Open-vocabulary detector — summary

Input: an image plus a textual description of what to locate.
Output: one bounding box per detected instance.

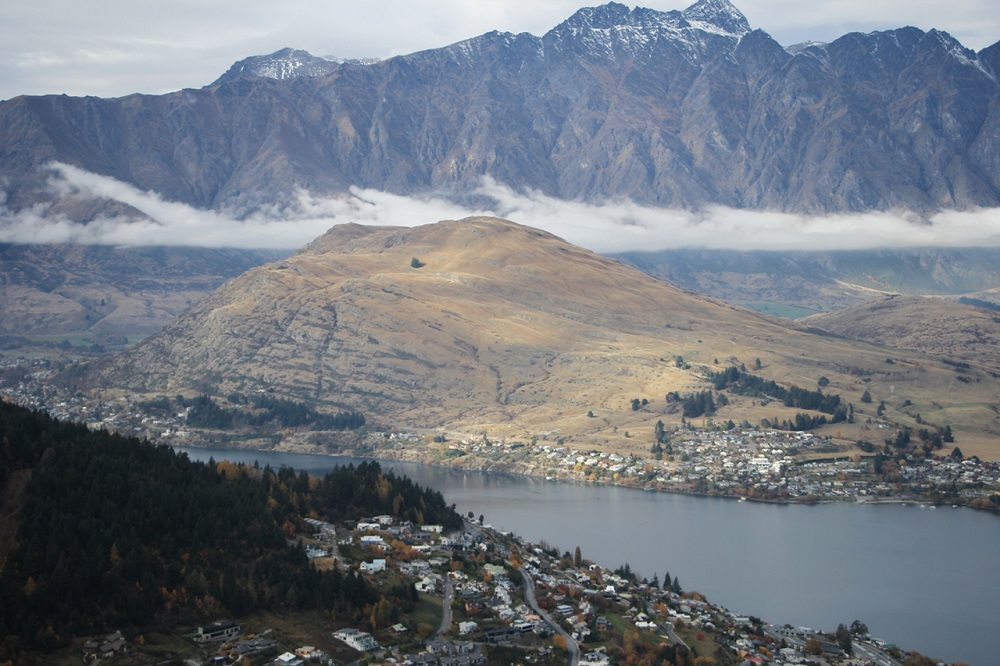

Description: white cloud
[2,163,1000,253]
[476,180,1000,252]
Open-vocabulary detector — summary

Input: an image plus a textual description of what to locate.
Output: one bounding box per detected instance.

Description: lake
[176,446,998,665]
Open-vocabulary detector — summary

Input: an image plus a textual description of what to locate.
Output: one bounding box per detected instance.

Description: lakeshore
[181,425,1000,512]
[174,444,1000,665]
[4,353,999,511]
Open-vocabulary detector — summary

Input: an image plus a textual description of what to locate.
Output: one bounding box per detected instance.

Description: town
[402,428,1000,510]
[75,507,916,666]
[2,353,999,512]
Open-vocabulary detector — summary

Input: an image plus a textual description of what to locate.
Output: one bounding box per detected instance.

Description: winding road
[521,569,579,666]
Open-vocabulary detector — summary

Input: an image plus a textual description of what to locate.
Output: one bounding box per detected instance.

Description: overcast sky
[2,0,999,101]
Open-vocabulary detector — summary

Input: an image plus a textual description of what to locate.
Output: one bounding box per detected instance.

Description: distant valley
[612,247,1000,315]
[0,244,285,340]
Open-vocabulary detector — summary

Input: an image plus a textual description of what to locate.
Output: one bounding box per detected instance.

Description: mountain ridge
[2,1,999,221]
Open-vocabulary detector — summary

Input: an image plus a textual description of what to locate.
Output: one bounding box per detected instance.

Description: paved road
[434,575,454,638]
[521,569,579,666]
[853,641,902,666]
[661,620,688,648]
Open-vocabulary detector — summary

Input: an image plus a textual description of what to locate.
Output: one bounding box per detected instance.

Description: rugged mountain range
[2,0,1000,220]
[86,218,1000,452]
[612,247,1000,314]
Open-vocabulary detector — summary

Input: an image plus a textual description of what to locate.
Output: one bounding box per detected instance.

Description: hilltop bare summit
[87,218,1000,451]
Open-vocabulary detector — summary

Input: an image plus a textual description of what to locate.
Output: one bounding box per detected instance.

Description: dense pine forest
[0,400,460,658]
[708,367,843,413]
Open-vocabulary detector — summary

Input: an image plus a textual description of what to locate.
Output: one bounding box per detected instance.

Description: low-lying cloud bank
[2,162,1000,254]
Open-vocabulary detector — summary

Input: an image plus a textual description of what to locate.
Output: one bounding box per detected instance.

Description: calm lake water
[176,446,999,665]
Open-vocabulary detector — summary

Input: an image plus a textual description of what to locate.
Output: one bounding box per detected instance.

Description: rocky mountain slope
[2,0,999,219]
[87,218,1000,451]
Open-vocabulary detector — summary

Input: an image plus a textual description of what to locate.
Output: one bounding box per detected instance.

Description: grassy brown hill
[88,218,1000,457]
[804,295,1000,376]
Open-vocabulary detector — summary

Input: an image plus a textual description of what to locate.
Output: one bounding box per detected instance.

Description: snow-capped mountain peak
[211,48,345,85]
[681,0,751,37]
[544,1,751,62]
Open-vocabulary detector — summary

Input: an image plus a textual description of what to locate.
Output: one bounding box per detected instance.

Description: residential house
[427,641,478,656]
[360,559,387,574]
[360,534,386,549]
[233,637,278,658]
[581,649,612,665]
[294,646,326,661]
[404,652,439,666]
[195,620,240,643]
[483,627,519,644]
[82,631,127,662]
[333,628,380,652]
[415,576,438,593]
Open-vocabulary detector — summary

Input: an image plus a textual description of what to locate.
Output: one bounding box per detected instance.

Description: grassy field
[411,592,444,633]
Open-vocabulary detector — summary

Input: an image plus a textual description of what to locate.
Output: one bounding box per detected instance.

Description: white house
[360,535,386,548]
[333,628,380,652]
[415,576,437,593]
[458,621,478,635]
[360,559,387,574]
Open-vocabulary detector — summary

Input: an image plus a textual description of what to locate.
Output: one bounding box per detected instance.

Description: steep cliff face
[2,0,999,220]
